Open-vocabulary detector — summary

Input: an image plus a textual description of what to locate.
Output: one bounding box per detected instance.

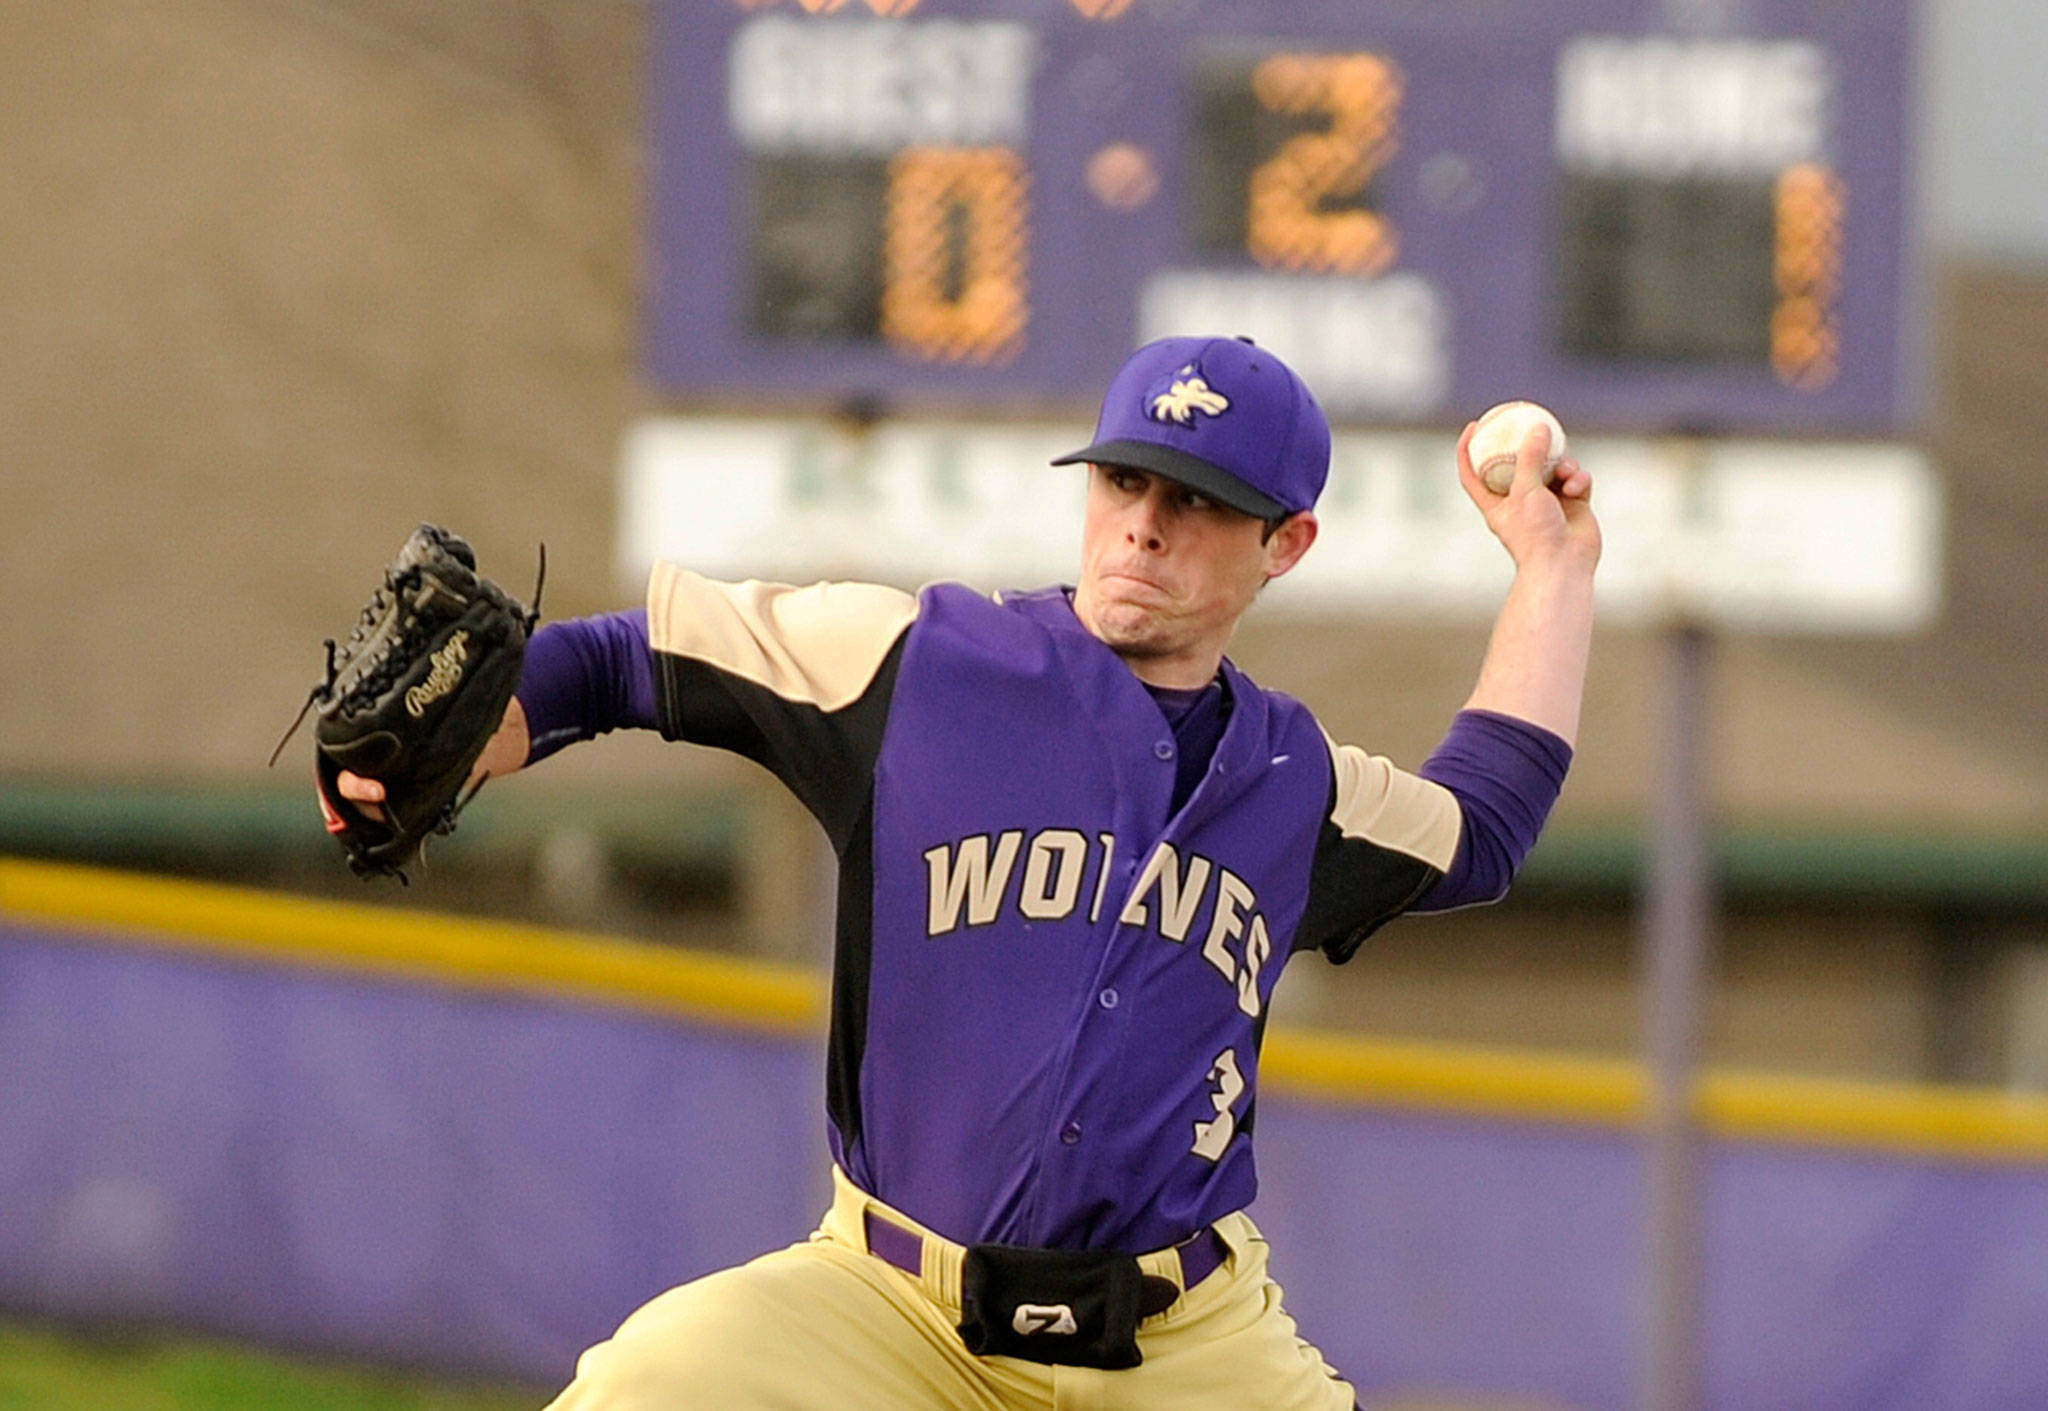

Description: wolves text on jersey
[921,831,1273,1018]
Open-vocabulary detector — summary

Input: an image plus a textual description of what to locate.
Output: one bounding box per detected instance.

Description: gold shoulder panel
[1321,731,1462,872]
[646,565,919,712]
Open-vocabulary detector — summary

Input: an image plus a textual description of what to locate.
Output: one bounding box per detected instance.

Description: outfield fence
[3,858,2045,1408]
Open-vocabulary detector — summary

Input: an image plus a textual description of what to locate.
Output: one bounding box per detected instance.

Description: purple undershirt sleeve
[516,609,660,766]
[1411,709,1573,912]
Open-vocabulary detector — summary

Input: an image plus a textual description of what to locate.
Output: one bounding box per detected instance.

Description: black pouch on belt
[956,1244,1152,1369]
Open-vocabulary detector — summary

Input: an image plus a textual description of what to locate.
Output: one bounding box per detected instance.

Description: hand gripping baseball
[1455,415,1601,577]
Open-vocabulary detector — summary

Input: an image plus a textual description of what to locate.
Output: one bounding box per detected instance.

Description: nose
[1126,492,1167,553]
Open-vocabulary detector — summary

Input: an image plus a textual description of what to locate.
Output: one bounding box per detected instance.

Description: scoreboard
[646,0,1914,434]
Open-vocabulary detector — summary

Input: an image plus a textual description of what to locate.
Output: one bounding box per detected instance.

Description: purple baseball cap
[1052,335,1331,519]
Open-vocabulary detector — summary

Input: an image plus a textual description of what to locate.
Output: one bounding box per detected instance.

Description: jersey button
[1098,987,1120,1010]
[1060,1122,1083,1146]
[1154,740,1175,761]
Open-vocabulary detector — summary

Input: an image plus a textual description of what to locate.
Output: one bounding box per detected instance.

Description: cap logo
[1147,365,1230,426]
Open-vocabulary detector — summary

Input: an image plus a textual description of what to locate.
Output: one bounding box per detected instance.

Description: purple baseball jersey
[641,566,1479,1255]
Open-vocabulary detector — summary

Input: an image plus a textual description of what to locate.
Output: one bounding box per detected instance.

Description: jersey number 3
[1191,1048,1247,1162]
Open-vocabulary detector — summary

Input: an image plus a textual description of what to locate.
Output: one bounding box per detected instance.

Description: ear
[1261,511,1318,580]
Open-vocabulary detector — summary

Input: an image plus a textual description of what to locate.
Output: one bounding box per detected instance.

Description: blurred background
[2,1,2044,1408]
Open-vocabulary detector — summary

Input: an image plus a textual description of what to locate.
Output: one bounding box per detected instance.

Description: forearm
[1462,559,1596,747]
[1413,710,1572,911]
[515,609,660,766]
[472,696,531,781]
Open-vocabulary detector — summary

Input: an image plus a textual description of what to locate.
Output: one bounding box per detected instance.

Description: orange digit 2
[1247,52,1402,277]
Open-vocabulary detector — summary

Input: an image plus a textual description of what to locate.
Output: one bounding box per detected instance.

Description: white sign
[728,16,1034,156]
[1554,37,1832,177]
[1137,271,1450,417]
[618,417,1941,634]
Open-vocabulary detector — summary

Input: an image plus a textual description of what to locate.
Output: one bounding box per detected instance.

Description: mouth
[1099,568,1172,596]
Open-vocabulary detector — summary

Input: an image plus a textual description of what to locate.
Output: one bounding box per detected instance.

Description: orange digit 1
[882,147,1029,364]
[1246,52,1402,277]
[1772,163,1844,391]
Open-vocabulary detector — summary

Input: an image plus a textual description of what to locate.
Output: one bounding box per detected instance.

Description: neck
[1115,646,1224,690]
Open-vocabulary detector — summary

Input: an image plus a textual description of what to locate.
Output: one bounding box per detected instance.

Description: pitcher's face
[1072,465,1315,681]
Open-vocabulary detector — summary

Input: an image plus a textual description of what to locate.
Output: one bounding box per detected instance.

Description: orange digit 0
[882,147,1029,364]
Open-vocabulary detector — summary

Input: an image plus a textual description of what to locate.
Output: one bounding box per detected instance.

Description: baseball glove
[272,524,541,880]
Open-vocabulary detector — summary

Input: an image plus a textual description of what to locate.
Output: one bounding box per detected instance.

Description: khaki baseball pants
[546,1167,1355,1410]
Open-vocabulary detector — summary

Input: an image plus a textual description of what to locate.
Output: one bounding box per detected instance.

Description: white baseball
[1469,401,1566,495]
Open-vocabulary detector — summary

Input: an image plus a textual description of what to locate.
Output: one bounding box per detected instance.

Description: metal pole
[1643,621,1713,1411]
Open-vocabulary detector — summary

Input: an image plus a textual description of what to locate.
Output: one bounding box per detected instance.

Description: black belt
[863,1210,1230,1318]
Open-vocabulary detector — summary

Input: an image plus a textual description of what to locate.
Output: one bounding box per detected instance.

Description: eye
[1178,489,1213,512]
[1106,468,1145,494]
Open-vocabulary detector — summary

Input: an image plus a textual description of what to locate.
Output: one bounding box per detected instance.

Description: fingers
[338,771,385,804]
[1510,422,1554,496]
[1457,419,1591,515]
[1554,459,1593,501]
[334,771,388,825]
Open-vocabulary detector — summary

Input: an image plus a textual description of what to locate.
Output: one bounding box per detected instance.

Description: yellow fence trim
[0,856,821,1033]
[1262,1028,1645,1127]
[1696,1070,2048,1161]
[1262,1027,2048,1161]
[6,856,2048,1162]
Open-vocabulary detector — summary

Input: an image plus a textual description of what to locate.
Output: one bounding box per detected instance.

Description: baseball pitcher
[317,335,1600,1408]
